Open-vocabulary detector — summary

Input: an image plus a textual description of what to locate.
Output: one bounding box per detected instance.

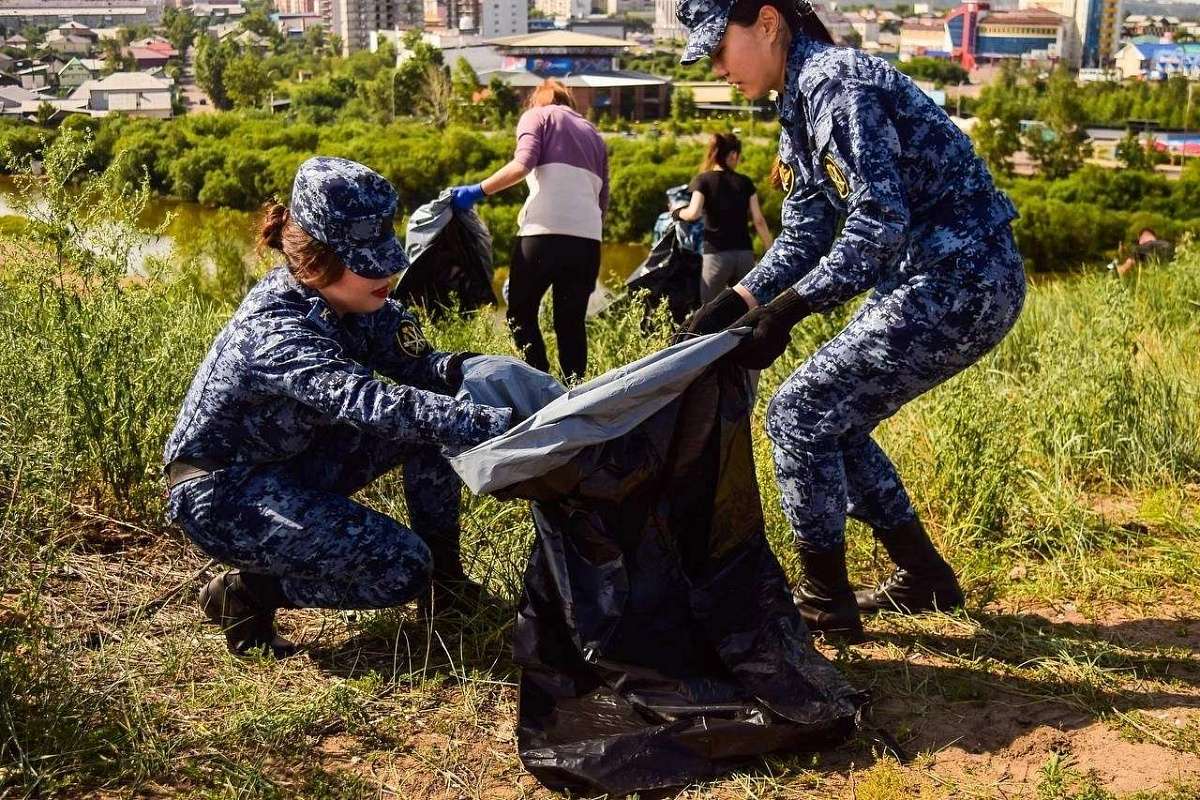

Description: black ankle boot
[855,519,965,615]
[199,570,296,657]
[793,545,866,643]
[419,533,488,618]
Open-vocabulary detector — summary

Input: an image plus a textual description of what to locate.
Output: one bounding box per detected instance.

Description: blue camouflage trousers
[766,226,1026,553]
[167,430,461,608]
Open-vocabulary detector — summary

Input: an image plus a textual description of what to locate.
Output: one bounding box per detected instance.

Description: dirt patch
[29,539,1200,799]
[927,719,1200,796]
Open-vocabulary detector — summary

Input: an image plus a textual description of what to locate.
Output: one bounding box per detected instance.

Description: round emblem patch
[396,319,430,357]
[778,162,796,197]
[823,155,850,200]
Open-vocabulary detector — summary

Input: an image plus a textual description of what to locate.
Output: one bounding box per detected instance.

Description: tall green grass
[1,133,1198,796]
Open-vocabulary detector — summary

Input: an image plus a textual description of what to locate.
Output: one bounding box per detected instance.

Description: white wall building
[1019,0,1123,67]
[534,0,590,19]
[653,0,685,40]
[478,0,525,37]
[606,0,650,13]
[331,0,422,53]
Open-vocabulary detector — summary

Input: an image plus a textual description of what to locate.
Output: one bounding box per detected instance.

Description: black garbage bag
[394,193,496,315]
[624,219,702,325]
[492,359,864,796]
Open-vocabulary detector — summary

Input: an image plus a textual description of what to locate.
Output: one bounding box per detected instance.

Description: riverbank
[2,138,1198,797]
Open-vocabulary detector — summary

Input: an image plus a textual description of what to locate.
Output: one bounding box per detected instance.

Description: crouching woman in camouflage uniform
[164,157,512,657]
[675,0,1026,641]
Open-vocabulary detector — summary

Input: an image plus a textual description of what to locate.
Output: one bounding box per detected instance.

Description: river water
[0,177,651,293]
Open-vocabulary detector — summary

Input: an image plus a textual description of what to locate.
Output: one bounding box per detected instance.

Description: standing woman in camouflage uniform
[676,0,1025,641]
[164,158,512,657]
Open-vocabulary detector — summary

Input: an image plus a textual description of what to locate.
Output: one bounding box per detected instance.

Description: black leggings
[506,234,601,383]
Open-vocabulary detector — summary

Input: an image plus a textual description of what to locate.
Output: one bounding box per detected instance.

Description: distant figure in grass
[445,78,609,383]
[673,131,775,303]
[674,0,1026,641]
[163,157,513,657]
[1111,227,1175,277]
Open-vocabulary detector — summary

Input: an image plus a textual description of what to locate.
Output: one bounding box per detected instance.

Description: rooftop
[72,71,170,95]
[486,30,630,50]
[125,46,170,60]
[983,8,1065,25]
[480,68,665,88]
[0,7,150,18]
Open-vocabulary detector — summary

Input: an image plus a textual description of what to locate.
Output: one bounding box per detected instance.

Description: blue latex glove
[449,183,486,211]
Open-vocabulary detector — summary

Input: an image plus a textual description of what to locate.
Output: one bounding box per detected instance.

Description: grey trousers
[700,249,757,303]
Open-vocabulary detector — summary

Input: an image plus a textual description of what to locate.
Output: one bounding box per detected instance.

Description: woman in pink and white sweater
[448,79,609,383]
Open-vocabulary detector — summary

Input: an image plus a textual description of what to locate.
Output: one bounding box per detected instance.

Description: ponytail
[769,156,785,190]
[258,202,288,252]
[703,132,742,171]
[256,200,346,288]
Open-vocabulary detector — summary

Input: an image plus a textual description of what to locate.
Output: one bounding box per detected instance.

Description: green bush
[2,130,1200,796]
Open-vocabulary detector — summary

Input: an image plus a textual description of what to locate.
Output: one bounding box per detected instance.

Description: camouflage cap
[677,0,735,65]
[289,156,408,279]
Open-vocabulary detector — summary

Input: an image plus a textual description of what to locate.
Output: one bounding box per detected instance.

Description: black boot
[793,545,866,644]
[418,532,488,618]
[855,519,965,615]
[199,570,296,658]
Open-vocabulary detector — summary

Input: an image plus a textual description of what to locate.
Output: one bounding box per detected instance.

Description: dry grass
[2,135,1200,798]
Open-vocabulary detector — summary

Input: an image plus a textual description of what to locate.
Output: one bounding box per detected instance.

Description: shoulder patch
[778,162,796,197]
[823,155,850,200]
[395,318,430,358]
[305,299,340,335]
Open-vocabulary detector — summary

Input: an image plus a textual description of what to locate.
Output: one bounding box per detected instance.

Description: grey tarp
[456,355,566,424]
[448,331,744,496]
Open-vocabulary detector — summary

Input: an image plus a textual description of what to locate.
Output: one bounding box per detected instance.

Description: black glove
[671,287,750,344]
[445,351,480,393]
[729,289,811,370]
[670,206,684,221]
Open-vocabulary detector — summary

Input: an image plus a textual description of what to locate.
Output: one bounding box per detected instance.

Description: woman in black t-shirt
[675,133,774,303]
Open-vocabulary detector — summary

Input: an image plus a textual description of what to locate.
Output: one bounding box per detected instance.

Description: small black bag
[625,220,703,325]
[394,196,496,315]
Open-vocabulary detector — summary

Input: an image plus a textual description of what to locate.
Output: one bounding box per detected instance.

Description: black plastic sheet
[624,219,703,325]
[496,361,864,795]
[394,195,496,315]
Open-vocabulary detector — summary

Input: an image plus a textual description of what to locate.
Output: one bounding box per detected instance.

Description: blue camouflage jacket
[163,267,510,467]
[740,37,1018,309]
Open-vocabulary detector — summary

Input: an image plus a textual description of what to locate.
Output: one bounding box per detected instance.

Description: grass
[1,134,1199,798]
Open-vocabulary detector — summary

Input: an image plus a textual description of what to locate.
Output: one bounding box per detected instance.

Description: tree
[34,101,55,127]
[195,36,232,110]
[162,6,201,54]
[302,25,328,55]
[357,68,397,124]
[483,76,519,126]
[972,114,1020,177]
[670,86,696,121]
[1024,68,1092,179]
[898,56,969,86]
[450,57,480,122]
[225,51,275,108]
[417,64,453,127]
[392,31,442,116]
[99,37,136,73]
[1115,130,1152,170]
[972,91,1022,177]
